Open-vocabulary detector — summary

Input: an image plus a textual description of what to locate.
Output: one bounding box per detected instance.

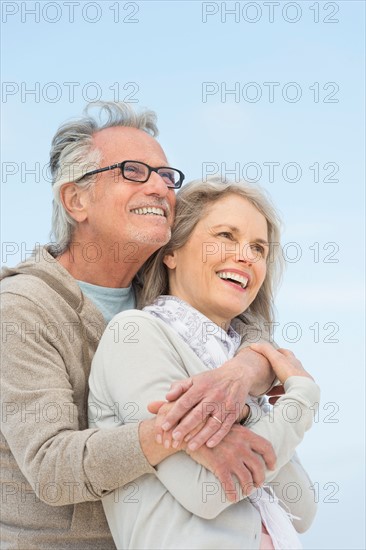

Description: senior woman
[88,178,320,550]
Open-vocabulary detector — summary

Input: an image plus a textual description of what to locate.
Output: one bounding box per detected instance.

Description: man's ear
[60,183,89,222]
[163,251,177,270]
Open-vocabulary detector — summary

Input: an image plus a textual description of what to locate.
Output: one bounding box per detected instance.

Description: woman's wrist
[139,419,182,467]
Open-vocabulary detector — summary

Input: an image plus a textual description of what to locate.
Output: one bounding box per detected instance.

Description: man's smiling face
[82,126,176,252]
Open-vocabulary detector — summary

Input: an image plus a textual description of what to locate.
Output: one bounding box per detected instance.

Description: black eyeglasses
[76,160,185,189]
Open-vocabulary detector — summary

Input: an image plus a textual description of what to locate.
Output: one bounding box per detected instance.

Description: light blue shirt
[77,280,136,323]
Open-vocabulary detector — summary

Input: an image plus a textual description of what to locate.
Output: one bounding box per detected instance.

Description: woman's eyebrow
[256,238,270,246]
[211,225,269,245]
[211,224,239,232]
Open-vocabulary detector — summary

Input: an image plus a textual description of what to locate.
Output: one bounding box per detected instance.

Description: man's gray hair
[50,101,159,254]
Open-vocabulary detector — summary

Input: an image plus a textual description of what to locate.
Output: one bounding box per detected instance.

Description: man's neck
[57,240,154,288]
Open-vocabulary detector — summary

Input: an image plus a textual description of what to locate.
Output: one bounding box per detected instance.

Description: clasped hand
[148,342,312,500]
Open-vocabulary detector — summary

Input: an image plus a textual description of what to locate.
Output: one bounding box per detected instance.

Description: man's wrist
[236,346,275,396]
[238,404,251,425]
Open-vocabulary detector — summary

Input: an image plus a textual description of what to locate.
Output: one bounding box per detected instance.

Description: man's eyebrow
[211,225,269,245]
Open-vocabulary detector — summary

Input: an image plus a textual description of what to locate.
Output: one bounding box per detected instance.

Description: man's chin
[128,228,171,247]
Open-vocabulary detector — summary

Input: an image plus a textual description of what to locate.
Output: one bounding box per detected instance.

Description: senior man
[1,102,276,549]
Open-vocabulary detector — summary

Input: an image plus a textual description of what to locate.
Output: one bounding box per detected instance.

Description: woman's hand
[147,400,205,449]
[249,342,314,385]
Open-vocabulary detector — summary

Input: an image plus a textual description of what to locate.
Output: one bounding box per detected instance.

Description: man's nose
[143,170,170,197]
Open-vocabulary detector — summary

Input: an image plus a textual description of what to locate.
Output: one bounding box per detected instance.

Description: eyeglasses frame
[75,160,185,189]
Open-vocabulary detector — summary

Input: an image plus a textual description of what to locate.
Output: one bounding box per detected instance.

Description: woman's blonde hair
[138,177,284,325]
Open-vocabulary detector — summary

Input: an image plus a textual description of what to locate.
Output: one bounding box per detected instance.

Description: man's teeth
[131,207,165,216]
[218,272,249,288]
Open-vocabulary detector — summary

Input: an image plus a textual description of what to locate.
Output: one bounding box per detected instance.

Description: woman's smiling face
[163,194,269,330]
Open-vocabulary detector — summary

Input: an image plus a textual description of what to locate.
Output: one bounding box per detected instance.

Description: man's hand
[149,365,246,451]
[188,424,276,501]
[151,347,273,450]
[147,402,276,501]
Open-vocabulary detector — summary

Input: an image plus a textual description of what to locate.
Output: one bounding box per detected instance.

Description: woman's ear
[163,251,177,270]
[60,183,89,222]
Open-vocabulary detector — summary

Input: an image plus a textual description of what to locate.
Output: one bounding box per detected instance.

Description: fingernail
[184,434,191,442]
[206,439,214,447]
[156,434,162,444]
[172,431,181,440]
[164,440,170,449]
[162,422,170,431]
[172,440,179,449]
[188,442,197,451]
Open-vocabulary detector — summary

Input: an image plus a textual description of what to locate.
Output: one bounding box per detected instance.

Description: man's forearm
[235,345,276,396]
[150,343,277,450]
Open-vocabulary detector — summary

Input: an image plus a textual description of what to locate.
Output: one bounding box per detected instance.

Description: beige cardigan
[89,310,320,550]
[0,248,154,549]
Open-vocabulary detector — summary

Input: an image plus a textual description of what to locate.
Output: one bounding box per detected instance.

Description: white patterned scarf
[143,295,241,370]
[143,295,302,550]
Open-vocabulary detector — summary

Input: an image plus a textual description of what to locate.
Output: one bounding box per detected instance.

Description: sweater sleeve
[89,312,320,521]
[0,293,154,506]
[268,452,317,533]
[156,377,320,519]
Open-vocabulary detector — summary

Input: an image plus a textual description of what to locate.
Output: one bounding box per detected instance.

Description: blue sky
[1,2,365,548]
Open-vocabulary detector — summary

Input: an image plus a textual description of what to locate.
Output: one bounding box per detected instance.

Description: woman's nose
[236,243,262,265]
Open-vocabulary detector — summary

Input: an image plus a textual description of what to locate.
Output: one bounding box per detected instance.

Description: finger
[249,342,279,363]
[230,465,254,497]
[239,452,266,488]
[243,429,276,471]
[162,392,204,433]
[147,400,167,415]
[250,344,294,382]
[163,427,175,450]
[276,348,295,357]
[169,401,211,443]
[213,471,239,502]
[185,416,225,451]
[165,378,193,402]
[153,403,177,445]
[205,412,238,448]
